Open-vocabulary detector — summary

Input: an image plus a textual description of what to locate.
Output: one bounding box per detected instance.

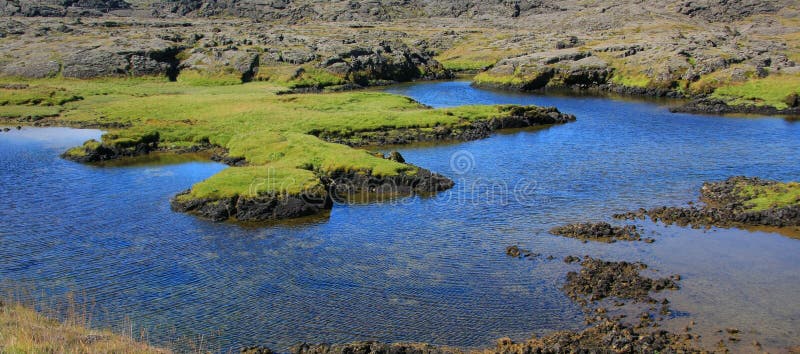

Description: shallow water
[1,81,799,352]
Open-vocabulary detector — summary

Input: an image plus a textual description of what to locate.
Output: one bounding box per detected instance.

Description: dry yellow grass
[0,302,168,354]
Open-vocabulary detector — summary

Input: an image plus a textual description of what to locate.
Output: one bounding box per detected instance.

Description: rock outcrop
[670,97,800,116]
[0,0,131,17]
[615,176,800,228]
[550,222,649,243]
[677,0,786,22]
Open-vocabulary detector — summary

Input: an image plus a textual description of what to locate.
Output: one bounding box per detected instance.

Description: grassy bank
[0,301,166,353]
[0,77,533,202]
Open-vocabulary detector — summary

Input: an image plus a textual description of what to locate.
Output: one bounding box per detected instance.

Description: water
[1,81,799,352]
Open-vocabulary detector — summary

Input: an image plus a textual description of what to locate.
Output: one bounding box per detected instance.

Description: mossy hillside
[736,181,800,212]
[435,33,525,72]
[4,78,525,199]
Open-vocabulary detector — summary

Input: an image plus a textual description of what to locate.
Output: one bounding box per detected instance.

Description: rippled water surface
[2,81,800,352]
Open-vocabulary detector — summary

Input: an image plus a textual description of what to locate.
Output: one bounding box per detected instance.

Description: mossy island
[2,78,575,222]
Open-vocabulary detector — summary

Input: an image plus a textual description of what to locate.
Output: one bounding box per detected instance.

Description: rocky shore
[614,176,800,228]
[670,97,800,116]
[562,256,680,306]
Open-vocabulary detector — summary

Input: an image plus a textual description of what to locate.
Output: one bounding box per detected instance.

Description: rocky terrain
[1,0,798,113]
[562,256,680,306]
[615,176,800,228]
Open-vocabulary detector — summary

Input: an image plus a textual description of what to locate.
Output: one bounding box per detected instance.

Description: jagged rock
[0,0,131,17]
[550,222,643,242]
[563,257,680,305]
[677,0,789,22]
[1,58,61,78]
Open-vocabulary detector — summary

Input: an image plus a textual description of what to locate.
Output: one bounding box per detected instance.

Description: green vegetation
[0,302,167,354]
[2,77,518,200]
[472,71,528,88]
[710,73,800,109]
[0,105,62,118]
[687,64,757,95]
[737,181,800,212]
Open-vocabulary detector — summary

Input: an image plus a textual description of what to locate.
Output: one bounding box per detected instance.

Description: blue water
[1,81,799,351]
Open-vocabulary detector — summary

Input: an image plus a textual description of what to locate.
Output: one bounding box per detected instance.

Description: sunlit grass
[2,78,515,199]
[0,302,167,354]
[711,73,800,109]
[737,181,800,212]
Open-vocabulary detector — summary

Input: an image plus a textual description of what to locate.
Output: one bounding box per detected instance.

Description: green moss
[610,72,651,88]
[12,78,522,199]
[473,71,529,88]
[184,165,322,199]
[0,85,82,106]
[288,68,346,89]
[737,182,800,212]
[176,70,243,86]
[711,73,800,109]
[62,139,102,158]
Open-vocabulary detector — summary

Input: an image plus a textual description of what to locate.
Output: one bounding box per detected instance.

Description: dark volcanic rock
[1,59,61,79]
[291,342,458,354]
[677,0,788,22]
[0,0,131,17]
[550,222,643,242]
[61,133,160,163]
[60,45,184,79]
[170,191,332,222]
[324,167,454,201]
[493,318,700,353]
[563,256,680,305]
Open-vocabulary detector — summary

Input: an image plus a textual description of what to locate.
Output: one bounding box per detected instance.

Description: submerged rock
[550,222,643,242]
[562,256,680,305]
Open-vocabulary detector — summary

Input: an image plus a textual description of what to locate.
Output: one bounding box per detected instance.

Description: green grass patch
[9,78,519,199]
[0,105,61,118]
[0,86,82,106]
[737,182,800,212]
[440,59,496,72]
[176,70,243,86]
[472,71,530,88]
[609,72,651,88]
[711,73,800,109]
